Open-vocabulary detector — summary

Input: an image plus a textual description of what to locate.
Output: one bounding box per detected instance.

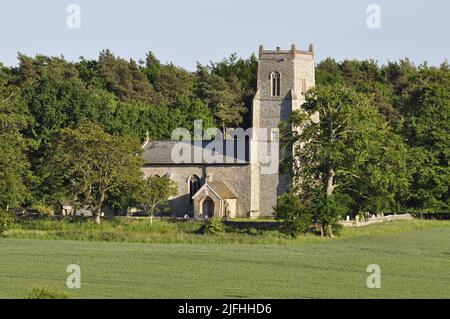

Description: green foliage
[274,193,312,237]
[315,59,448,214]
[308,191,349,237]
[208,53,257,128]
[143,52,196,105]
[171,96,216,133]
[0,78,33,210]
[214,102,248,134]
[196,54,257,130]
[30,204,54,216]
[282,84,410,236]
[315,58,408,121]
[0,210,15,233]
[43,121,144,223]
[26,287,68,299]
[136,175,178,217]
[399,64,450,212]
[201,218,225,235]
[95,50,160,104]
[0,133,32,209]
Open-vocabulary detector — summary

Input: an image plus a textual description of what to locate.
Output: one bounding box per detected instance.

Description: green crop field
[1,220,450,299]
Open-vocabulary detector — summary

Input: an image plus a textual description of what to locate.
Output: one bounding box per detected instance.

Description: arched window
[188,175,201,203]
[270,72,281,97]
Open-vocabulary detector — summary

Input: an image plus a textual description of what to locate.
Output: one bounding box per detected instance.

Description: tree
[308,191,349,237]
[137,175,177,224]
[316,58,402,122]
[282,84,409,237]
[399,64,450,212]
[209,53,258,128]
[142,52,196,105]
[101,100,176,141]
[0,209,15,233]
[171,96,216,134]
[214,102,248,136]
[196,55,257,130]
[44,121,144,224]
[0,73,32,210]
[22,75,106,144]
[96,50,161,104]
[195,64,239,115]
[0,133,32,210]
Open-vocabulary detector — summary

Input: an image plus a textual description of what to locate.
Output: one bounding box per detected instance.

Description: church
[141,44,315,219]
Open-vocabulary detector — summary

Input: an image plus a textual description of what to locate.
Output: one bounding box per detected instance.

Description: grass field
[1,220,449,298]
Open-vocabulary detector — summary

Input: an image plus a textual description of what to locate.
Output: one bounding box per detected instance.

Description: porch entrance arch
[202,197,215,218]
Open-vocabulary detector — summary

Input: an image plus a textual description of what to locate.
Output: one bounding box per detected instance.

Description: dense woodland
[0,50,448,225]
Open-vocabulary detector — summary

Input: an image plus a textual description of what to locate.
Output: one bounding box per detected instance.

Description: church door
[202,197,215,218]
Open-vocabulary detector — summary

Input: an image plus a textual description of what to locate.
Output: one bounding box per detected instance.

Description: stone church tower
[250,44,315,217]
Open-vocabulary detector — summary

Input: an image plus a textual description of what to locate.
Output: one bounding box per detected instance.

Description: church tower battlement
[250,44,315,218]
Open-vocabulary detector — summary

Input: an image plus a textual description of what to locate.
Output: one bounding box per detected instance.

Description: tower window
[270,72,281,97]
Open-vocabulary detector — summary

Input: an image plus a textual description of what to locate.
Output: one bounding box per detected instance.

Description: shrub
[247,227,259,236]
[309,192,350,237]
[274,193,312,237]
[31,204,54,216]
[327,222,343,237]
[26,288,68,299]
[281,212,312,238]
[201,218,225,235]
[0,210,15,234]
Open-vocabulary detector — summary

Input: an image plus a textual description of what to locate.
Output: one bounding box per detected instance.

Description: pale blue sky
[0,0,448,69]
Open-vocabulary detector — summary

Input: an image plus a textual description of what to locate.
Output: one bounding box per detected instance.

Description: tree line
[0,51,448,226]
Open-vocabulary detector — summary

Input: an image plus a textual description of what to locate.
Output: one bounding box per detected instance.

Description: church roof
[192,181,237,200]
[207,181,237,199]
[142,140,250,165]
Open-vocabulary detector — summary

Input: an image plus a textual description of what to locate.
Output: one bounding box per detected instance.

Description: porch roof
[192,181,237,200]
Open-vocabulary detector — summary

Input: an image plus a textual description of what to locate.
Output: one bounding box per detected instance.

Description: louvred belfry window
[270,72,281,97]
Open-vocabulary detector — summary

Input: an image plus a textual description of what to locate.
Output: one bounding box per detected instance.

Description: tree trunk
[325,168,336,238]
[94,192,105,225]
[327,224,335,238]
[320,224,324,237]
[326,168,335,197]
[150,215,153,225]
[94,213,101,224]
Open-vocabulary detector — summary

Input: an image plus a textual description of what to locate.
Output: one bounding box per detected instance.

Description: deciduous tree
[44,121,144,224]
[137,175,177,224]
[282,85,409,236]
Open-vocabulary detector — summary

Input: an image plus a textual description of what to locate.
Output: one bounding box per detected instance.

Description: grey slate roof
[142,140,250,165]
